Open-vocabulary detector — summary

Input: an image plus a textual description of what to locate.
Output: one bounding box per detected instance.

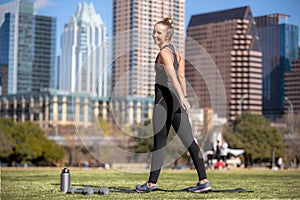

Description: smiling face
[152,23,169,48]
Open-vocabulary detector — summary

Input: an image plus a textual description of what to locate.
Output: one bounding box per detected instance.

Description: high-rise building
[0,0,56,94]
[33,15,56,91]
[54,56,60,89]
[59,2,108,97]
[280,23,299,72]
[112,0,185,97]
[16,0,34,93]
[186,6,263,121]
[255,14,298,120]
[0,1,11,95]
[0,64,8,95]
[285,47,300,115]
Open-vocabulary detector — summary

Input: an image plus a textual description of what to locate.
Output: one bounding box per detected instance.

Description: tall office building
[186,6,263,121]
[280,23,299,72]
[59,2,108,97]
[255,14,298,120]
[0,0,56,94]
[33,15,56,91]
[285,47,300,115]
[54,56,60,89]
[0,0,13,95]
[0,65,8,95]
[112,0,185,97]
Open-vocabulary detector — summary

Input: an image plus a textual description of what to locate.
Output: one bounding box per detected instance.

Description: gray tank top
[155,44,179,88]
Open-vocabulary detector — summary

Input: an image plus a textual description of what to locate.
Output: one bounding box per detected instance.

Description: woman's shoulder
[160,45,173,54]
[159,47,173,59]
[159,44,182,63]
[161,45,181,56]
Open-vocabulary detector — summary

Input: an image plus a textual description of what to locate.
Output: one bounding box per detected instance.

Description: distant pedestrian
[277,157,283,169]
[206,149,214,169]
[216,140,221,162]
[220,141,228,166]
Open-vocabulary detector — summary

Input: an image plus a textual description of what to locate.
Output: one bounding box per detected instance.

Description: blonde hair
[156,16,174,40]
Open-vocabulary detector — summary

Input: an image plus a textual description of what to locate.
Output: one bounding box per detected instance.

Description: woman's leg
[172,112,207,180]
[148,98,172,184]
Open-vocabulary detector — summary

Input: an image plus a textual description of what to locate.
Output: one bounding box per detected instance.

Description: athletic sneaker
[136,182,157,192]
[187,181,211,193]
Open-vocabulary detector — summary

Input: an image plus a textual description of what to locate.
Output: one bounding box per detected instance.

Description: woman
[136,17,211,193]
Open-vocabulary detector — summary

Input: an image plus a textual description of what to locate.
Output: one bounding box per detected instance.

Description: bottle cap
[62,168,69,173]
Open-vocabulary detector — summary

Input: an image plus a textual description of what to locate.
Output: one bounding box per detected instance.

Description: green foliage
[135,136,153,153]
[98,119,113,135]
[0,118,66,165]
[0,118,16,158]
[131,120,153,153]
[12,121,45,163]
[130,119,181,157]
[41,140,66,164]
[0,130,15,158]
[224,113,285,162]
[96,118,127,136]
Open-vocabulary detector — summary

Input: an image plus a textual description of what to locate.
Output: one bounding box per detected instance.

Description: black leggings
[149,84,207,183]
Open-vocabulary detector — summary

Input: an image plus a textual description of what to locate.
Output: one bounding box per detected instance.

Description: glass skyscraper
[280,23,299,72]
[33,15,56,91]
[0,13,10,65]
[0,11,18,94]
[255,14,282,120]
[255,14,299,121]
[0,0,56,94]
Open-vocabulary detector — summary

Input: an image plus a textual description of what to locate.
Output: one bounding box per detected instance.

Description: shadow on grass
[54,183,253,193]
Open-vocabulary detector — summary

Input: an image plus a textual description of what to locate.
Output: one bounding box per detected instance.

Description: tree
[0,118,66,165]
[11,121,46,163]
[0,130,15,158]
[131,120,153,153]
[275,113,300,166]
[39,140,66,165]
[0,118,16,159]
[223,113,285,165]
[98,119,113,136]
[131,120,179,156]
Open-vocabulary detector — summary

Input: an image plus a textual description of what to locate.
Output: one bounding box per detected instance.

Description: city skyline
[1,0,299,56]
[0,0,299,121]
[1,1,299,173]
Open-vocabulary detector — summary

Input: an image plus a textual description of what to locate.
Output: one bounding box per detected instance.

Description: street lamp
[239,94,248,115]
[284,97,294,134]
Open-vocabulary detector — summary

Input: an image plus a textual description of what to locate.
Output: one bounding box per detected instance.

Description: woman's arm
[177,54,187,97]
[160,49,190,112]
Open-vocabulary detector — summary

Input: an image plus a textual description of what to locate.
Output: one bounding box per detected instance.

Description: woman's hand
[181,98,191,112]
[159,49,190,113]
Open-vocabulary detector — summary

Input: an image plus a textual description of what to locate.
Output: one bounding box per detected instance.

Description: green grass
[1,168,300,199]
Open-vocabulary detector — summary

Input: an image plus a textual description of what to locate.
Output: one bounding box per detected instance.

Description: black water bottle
[60,168,70,192]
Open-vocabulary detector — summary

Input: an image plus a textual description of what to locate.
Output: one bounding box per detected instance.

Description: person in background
[206,148,214,169]
[220,141,228,166]
[216,140,221,162]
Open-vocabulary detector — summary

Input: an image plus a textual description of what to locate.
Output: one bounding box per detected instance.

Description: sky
[1,0,300,55]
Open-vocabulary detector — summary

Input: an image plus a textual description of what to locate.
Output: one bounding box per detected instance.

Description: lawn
[1,168,300,199]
